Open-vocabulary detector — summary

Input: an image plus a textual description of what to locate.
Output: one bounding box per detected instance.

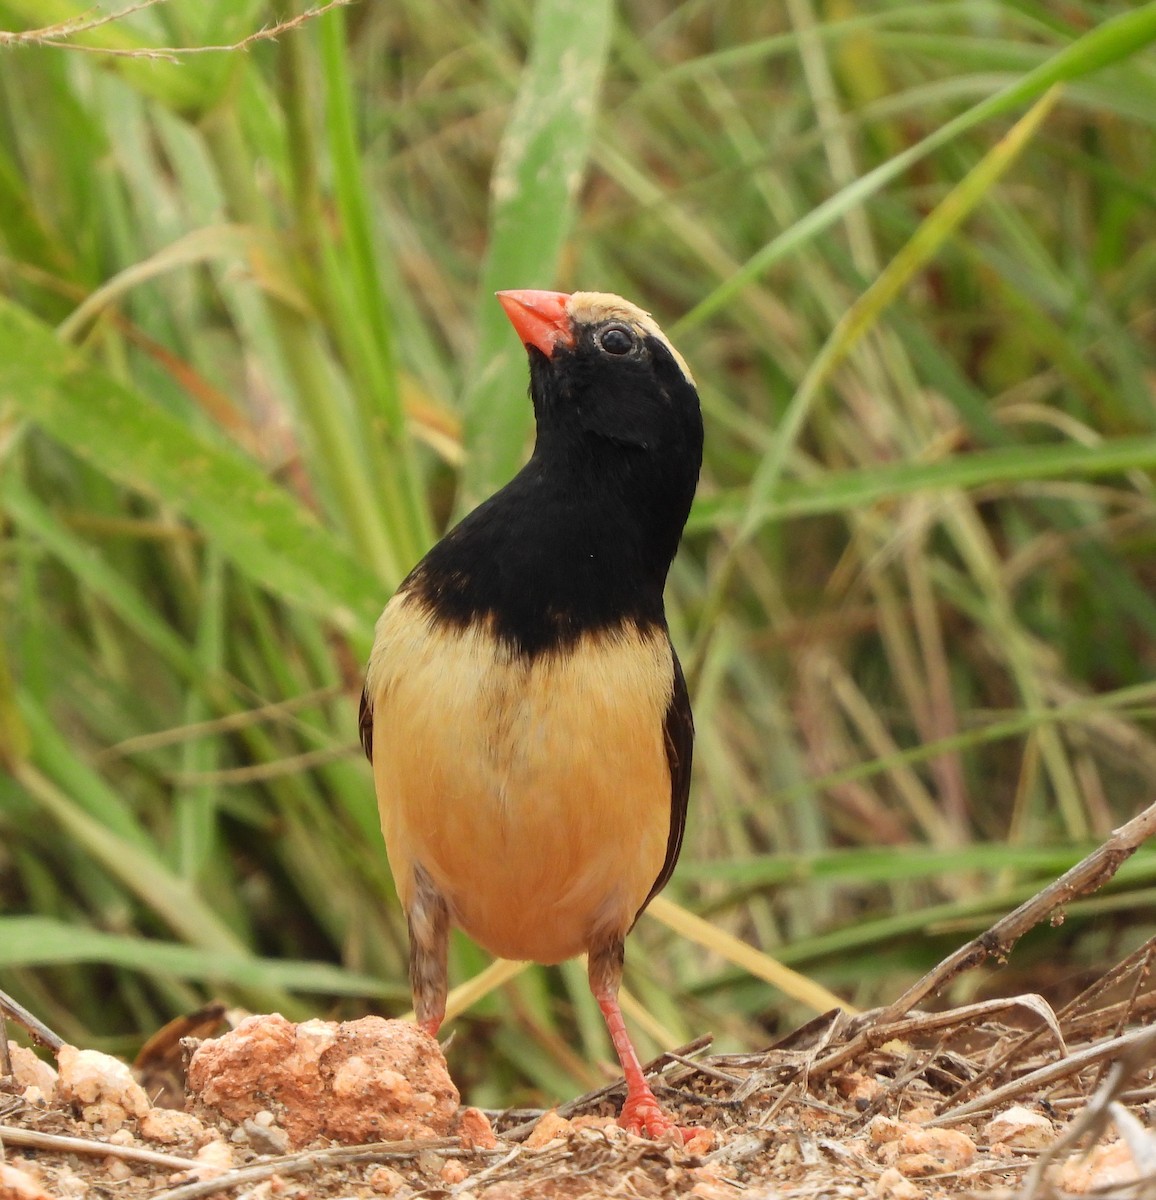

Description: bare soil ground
[4,807,1156,1199]
[3,949,1156,1200]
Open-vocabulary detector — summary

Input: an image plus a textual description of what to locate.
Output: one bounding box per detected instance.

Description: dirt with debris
[5,801,1156,1197]
[3,939,1155,1200]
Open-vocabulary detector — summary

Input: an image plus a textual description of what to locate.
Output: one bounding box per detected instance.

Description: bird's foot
[617,1085,694,1143]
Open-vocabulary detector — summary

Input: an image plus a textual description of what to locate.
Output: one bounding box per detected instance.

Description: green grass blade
[0,300,380,641]
[687,435,1156,531]
[12,745,244,956]
[675,4,1156,333]
[316,7,433,567]
[0,916,398,998]
[685,844,1095,889]
[1,482,199,674]
[459,0,614,506]
[737,86,1062,544]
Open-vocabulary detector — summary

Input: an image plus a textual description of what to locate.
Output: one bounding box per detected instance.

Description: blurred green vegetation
[2,0,1156,1110]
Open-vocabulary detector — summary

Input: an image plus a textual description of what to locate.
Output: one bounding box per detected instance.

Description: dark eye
[598,324,635,355]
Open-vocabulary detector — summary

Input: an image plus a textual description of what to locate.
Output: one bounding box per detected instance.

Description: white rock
[55,1045,150,1131]
[984,1104,1055,1149]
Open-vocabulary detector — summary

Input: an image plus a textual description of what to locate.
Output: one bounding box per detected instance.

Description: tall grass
[2,0,1156,1108]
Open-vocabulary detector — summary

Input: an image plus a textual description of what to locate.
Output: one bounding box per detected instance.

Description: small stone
[5,1044,57,1097]
[773,1140,800,1166]
[837,1072,884,1107]
[56,1045,151,1132]
[457,1106,498,1150]
[258,1176,287,1197]
[897,1127,975,1172]
[524,1110,571,1148]
[1057,1140,1139,1193]
[983,1105,1054,1150]
[894,1153,942,1178]
[417,1149,445,1176]
[0,1161,54,1200]
[243,1117,290,1155]
[104,1157,134,1182]
[684,1127,716,1155]
[369,1165,408,1195]
[439,1161,469,1185]
[139,1108,209,1146]
[189,1139,234,1181]
[186,1014,458,1148]
[875,1166,921,1199]
[868,1116,905,1146]
[571,1115,616,1131]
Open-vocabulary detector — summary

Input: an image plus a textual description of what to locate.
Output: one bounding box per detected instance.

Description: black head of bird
[361,289,702,1139]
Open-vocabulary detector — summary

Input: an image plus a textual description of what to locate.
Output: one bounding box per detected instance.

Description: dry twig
[151,1137,473,1200]
[0,1013,10,1077]
[1015,1026,1156,1200]
[0,1125,196,1170]
[0,0,162,46]
[0,988,63,1053]
[875,798,1156,1022]
[929,1025,1156,1127]
[0,0,354,60]
[450,1145,522,1195]
[808,995,1065,1085]
[936,935,1156,1114]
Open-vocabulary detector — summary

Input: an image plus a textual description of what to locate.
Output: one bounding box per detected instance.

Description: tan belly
[368,595,674,963]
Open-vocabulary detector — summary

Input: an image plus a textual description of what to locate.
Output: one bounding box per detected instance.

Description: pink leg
[593,985,689,1141]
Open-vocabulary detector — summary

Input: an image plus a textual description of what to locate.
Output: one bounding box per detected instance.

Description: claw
[618,1086,687,1141]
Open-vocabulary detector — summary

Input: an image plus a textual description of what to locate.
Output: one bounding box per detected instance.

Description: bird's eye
[598,325,635,355]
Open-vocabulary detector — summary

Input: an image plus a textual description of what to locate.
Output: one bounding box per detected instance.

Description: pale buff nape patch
[367,592,675,965]
[567,291,695,386]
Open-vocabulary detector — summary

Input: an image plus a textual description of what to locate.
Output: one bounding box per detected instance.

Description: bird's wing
[636,643,693,919]
[358,686,374,762]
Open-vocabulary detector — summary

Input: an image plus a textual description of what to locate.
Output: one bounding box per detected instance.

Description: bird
[360,288,703,1139]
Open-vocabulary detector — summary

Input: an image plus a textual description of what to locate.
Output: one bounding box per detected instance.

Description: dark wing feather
[636,642,693,920]
[358,686,374,762]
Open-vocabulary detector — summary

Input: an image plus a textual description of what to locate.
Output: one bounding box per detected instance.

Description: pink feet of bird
[618,1074,695,1143]
[596,989,697,1143]
[421,1001,696,1142]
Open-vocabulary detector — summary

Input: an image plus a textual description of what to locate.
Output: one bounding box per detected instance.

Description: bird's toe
[618,1089,690,1142]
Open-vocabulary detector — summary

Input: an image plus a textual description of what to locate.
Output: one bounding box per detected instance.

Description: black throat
[407,342,702,657]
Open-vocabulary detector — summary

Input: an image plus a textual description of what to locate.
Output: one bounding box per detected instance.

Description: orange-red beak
[497,289,574,356]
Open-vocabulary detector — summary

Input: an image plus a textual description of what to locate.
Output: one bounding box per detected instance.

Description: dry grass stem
[877,798,1156,1022]
[0,989,63,1053]
[0,1124,197,1170]
[0,0,356,58]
